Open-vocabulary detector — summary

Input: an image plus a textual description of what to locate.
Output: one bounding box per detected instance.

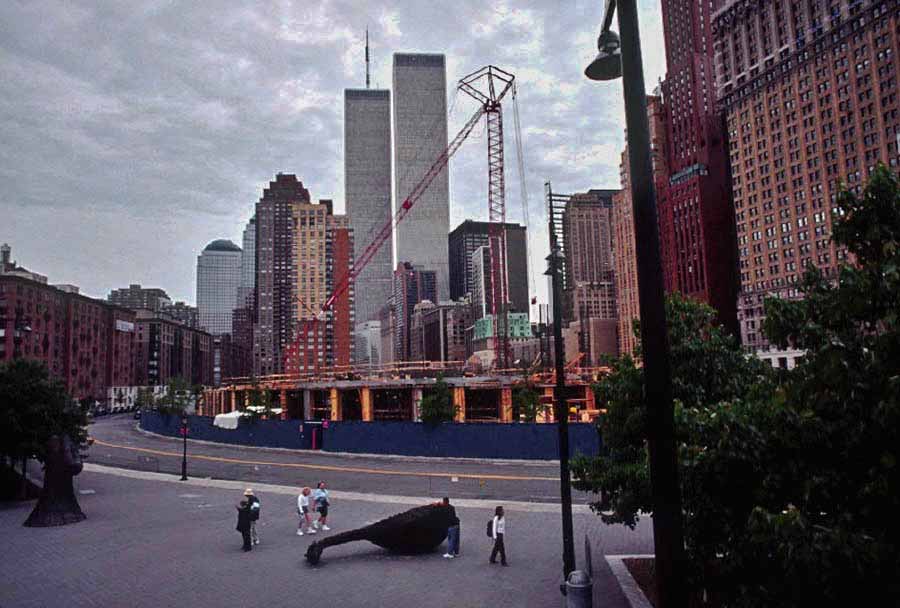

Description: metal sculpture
[305,503,453,565]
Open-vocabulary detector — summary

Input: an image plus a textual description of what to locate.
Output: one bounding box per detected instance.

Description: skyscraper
[392,261,437,362]
[280,199,355,374]
[559,189,619,363]
[658,0,738,333]
[448,219,529,315]
[561,190,619,325]
[712,0,900,367]
[253,173,311,375]
[345,89,393,325]
[196,239,242,335]
[393,53,450,300]
[238,216,256,310]
[613,95,670,356]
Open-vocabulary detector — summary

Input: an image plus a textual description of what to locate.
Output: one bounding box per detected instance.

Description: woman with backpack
[489,505,507,566]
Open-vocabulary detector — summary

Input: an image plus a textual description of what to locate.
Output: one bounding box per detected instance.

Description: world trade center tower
[392,53,450,301]
[345,88,393,324]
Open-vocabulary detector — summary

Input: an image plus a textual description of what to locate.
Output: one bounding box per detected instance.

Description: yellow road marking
[91,438,558,482]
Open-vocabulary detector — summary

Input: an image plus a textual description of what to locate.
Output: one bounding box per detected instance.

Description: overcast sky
[1,0,668,306]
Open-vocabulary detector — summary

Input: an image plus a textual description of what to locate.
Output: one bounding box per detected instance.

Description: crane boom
[285,102,488,374]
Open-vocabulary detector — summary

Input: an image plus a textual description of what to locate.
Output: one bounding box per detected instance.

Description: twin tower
[344,53,450,327]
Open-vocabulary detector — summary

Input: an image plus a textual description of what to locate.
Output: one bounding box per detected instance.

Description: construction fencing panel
[140,411,314,450]
[323,421,600,460]
[139,412,600,460]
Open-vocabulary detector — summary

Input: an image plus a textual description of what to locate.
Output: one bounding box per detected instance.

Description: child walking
[297,487,316,536]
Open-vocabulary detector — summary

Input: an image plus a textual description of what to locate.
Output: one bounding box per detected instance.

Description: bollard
[566,569,593,608]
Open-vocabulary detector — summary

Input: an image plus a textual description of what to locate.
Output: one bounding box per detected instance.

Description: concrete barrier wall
[322,421,600,460]
[140,412,600,460]
[139,411,314,450]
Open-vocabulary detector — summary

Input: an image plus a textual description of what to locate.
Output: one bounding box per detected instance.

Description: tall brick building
[253,174,311,375]
[0,274,136,402]
[613,95,670,356]
[658,0,739,333]
[713,0,900,366]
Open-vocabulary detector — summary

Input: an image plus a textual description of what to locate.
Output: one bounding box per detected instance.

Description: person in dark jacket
[244,488,261,545]
[236,499,252,551]
[442,497,460,558]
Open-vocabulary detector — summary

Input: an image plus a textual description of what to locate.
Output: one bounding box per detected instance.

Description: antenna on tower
[365,28,371,89]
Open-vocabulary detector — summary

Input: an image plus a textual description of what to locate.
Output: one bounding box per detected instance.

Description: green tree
[512,385,543,422]
[245,375,274,420]
[0,360,87,486]
[572,166,900,605]
[155,376,191,416]
[420,375,456,426]
[134,386,154,411]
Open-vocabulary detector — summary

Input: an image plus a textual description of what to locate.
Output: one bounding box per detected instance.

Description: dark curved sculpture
[24,435,86,527]
[306,503,452,565]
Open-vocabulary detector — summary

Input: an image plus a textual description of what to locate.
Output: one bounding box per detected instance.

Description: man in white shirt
[489,505,507,566]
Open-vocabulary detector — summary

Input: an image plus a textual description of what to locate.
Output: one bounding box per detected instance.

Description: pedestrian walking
[489,505,507,566]
[235,498,252,552]
[297,487,316,536]
[244,488,261,545]
[313,481,331,531]
[442,497,460,559]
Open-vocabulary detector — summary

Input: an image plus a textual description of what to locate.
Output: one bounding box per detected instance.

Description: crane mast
[459,66,515,370]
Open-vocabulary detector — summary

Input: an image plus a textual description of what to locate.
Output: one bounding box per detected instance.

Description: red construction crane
[458,65,515,370]
[285,65,517,375]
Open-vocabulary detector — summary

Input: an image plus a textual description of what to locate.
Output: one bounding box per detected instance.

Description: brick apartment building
[0,274,136,402]
[713,0,900,366]
[657,0,740,334]
[613,95,671,356]
[133,309,212,387]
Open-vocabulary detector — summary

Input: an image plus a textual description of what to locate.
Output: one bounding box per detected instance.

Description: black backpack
[486,519,493,538]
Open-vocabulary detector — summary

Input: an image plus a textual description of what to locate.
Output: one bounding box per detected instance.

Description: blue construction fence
[139,411,601,460]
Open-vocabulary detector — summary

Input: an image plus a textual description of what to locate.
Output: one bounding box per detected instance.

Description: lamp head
[585,29,622,81]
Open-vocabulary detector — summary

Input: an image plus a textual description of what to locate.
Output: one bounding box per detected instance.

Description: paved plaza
[1,464,652,607]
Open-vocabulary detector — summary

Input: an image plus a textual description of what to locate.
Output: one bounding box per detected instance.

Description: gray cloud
[1,0,666,305]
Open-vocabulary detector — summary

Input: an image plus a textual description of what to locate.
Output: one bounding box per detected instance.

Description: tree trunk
[24,436,85,527]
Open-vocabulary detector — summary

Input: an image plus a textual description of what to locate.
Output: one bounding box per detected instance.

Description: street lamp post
[180,415,188,481]
[546,189,577,585]
[585,1,688,607]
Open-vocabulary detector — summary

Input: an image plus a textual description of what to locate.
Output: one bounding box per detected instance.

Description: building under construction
[202,362,606,424]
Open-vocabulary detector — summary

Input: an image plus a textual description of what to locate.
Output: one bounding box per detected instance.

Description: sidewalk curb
[606,554,655,608]
[131,421,563,467]
[81,462,592,514]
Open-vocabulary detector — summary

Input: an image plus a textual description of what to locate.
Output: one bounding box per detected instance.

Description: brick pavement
[1,466,652,608]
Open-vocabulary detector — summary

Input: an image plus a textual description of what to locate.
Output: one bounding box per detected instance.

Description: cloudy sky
[1,0,668,306]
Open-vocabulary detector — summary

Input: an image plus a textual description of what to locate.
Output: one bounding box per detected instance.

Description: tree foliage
[154,376,192,416]
[420,375,456,426]
[0,359,88,465]
[571,166,900,605]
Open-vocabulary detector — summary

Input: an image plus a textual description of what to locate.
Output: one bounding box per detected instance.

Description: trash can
[566,569,593,608]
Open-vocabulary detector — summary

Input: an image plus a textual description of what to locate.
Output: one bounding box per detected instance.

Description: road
[87,415,600,504]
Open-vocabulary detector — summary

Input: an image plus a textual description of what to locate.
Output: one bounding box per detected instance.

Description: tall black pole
[180,415,188,481]
[616,0,687,606]
[547,184,576,582]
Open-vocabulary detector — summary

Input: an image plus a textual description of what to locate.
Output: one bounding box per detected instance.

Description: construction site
[201,63,614,426]
[201,362,607,424]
